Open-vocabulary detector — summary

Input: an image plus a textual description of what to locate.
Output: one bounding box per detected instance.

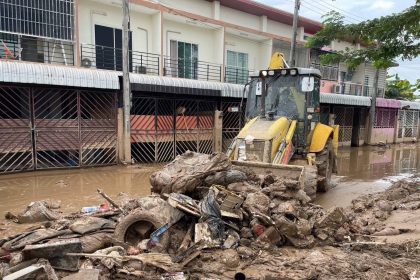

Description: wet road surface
[315,143,420,208]
[0,143,419,236]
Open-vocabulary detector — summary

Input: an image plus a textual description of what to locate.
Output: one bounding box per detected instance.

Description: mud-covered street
[1,143,418,232]
[0,144,419,279]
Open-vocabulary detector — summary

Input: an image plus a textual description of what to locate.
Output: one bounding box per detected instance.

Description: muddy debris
[1,152,419,279]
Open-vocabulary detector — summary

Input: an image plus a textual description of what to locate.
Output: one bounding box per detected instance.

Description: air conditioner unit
[81,58,92,68]
[135,65,147,74]
[333,84,341,94]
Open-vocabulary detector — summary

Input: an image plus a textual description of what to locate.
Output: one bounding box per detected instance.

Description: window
[169,40,198,79]
[0,0,74,41]
[226,50,249,84]
[94,25,132,71]
[364,76,370,96]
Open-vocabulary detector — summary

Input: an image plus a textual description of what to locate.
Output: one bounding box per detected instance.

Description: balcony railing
[0,34,74,66]
[334,82,385,97]
[80,43,160,75]
[224,66,252,85]
[311,63,338,81]
[163,56,222,82]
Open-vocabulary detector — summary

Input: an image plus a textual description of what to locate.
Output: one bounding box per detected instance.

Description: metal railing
[224,66,252,85]
[0,34,75,66]
[334,82,384,97]
[163,56,222,82]
[310,63,338,81]
[80,43,160,75]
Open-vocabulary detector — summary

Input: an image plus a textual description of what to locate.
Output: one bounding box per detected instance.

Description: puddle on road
[0,165,160,236]
[315,143,420,209]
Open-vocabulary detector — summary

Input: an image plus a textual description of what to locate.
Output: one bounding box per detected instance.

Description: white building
[0,0,387,95]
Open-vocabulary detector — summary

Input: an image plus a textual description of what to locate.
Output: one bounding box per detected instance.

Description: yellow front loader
[227,53,339,198]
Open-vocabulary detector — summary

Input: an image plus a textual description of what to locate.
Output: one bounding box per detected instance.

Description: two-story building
[0,0,417,174]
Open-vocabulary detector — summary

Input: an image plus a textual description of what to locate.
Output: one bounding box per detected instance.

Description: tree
[305,2,420,70]
[385,74,416,100]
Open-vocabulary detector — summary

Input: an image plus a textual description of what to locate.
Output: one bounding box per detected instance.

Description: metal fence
[0,33,74,65]
[398,110,419,140]
[80,44,160,75]
[221,100,245,152]
[0,85,117,173]
[224,67,252,85]
[130,95,217,163]
[333,106,354,145]
[163,57,222,82]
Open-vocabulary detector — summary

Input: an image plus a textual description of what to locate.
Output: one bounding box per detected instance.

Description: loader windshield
[246,75,305,120]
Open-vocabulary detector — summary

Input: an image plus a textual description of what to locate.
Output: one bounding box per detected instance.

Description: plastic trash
[81,203,110,214]
[199,188,225,240]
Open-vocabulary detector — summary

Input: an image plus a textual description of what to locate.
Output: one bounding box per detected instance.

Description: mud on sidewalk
[0,151,419,279]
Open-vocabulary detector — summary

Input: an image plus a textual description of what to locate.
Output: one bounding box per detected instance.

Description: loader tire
[304,165,318,200]
[114,208,170,251]
[316,139,333,192]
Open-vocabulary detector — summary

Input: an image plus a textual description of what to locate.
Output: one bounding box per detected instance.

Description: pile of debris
[0,151,419,279]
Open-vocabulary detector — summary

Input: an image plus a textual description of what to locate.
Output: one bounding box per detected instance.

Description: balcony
[80,44,160,75]
[0,34,74,66]
[333,82,385,97]
[224,66,253,85]
[163,57,222,82]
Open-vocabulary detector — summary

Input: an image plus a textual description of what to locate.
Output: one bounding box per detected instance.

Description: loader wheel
[303,165,318,200]
[114,208,169,252]
[316,139,334,192]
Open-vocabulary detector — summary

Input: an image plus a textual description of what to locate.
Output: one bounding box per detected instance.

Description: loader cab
[245,68,322,152]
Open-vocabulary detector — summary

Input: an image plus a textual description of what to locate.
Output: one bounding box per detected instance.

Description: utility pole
[367,67,379,144]
[290,0,300,67]
[122,0,131,163]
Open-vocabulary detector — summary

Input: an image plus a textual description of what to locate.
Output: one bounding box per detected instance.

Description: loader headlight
[290,69,297,76]
[280,69,287,76]
[307,114,313,120]
[261,70,268,77]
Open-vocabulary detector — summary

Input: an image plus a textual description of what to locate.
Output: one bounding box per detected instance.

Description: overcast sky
[255,0,419,87]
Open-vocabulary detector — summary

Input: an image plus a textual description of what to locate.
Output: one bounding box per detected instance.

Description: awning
[376,98,401,108]
[320,93,371,107]
[0,61,120,89]
[130,73,244,98]
[400,100,420,110]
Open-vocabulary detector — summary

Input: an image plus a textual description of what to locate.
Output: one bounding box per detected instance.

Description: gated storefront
[319,93,371,147]
[397,110,419,142]
[371,98,400,145]
[0,85,117,173]
[130,95,217,163]
[221,99,244,152]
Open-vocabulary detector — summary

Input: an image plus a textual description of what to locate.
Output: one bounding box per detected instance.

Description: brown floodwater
[0,164,161,237]
[0,143,419,236]
[315,142,420,209]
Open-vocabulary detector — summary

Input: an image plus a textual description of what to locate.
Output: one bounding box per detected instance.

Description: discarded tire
[114,208,170,251]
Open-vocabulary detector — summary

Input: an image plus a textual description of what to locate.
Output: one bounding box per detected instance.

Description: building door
[94,25,132,71]
[225,50,248,84]
[169,40,198,79]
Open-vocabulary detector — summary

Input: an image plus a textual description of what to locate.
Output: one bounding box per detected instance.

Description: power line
[300,0,359,24]
[312,0,367,22]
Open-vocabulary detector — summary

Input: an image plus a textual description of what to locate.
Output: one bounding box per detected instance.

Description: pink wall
[320,80,337,94]
[371,128,395,144]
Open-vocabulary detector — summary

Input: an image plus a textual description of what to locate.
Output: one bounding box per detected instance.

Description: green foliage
[306,3,420,70]
[385,74,416,100]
